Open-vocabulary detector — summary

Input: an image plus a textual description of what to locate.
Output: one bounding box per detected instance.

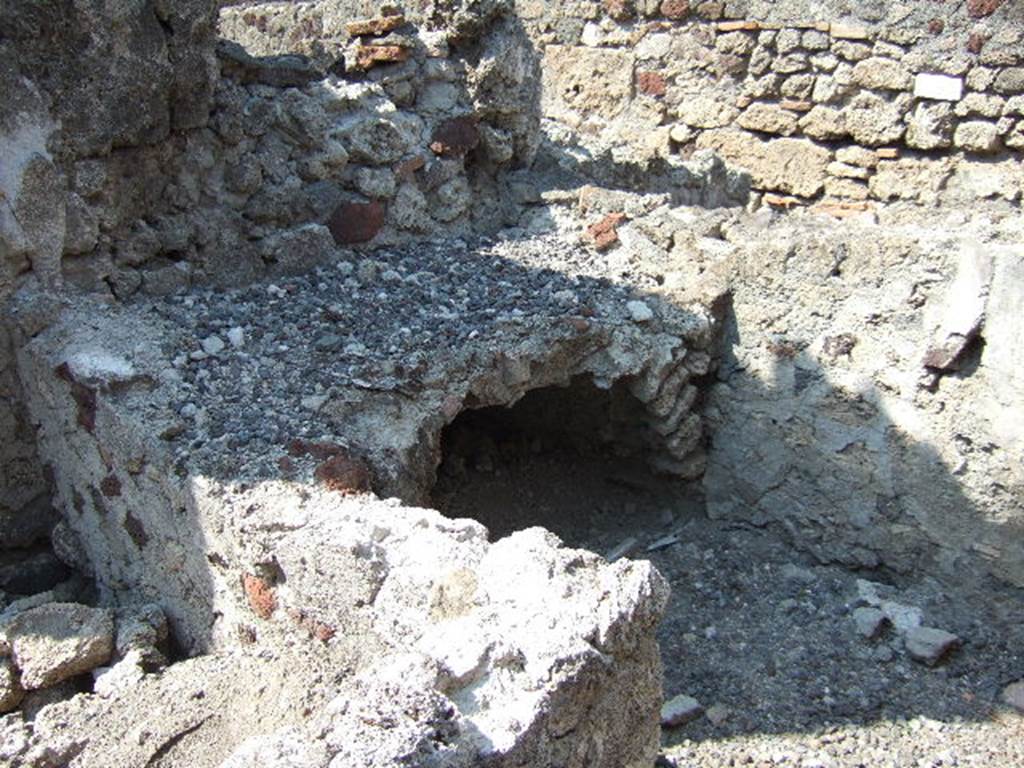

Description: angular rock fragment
[904,626,960,666]
[1002,680,1024,712]
[4,603,114,689]
[661,694,704,726]
[852,606,888,639]
[0,658,24,713]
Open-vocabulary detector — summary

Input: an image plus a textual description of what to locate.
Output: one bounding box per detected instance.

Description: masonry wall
[2,0,1023,591]
[0,0,540,550]
[520,0,1024,212]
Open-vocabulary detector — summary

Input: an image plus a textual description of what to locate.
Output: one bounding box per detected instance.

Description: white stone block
[914,73,963,102]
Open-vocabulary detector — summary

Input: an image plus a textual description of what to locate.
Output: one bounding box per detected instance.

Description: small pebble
[201,335,225,356]
[627,300,654,323]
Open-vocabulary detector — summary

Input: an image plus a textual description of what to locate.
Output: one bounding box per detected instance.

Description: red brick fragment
[586,212,628,252]
[347,15,405,37]
[966,32,986,54]
[243,573,276,619]
[718,20,759,31]
[354,45,410,70]
[429,116,480,157]
[637,71,668,97]
[327,201,385,245]
[928,18,944,35]
[763,193,803,210]
[592,229,619,251]
[314,454,373,494]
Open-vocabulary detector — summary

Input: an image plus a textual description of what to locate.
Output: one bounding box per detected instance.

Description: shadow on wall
[212,0,750,267]
[23,235,1023,751]
[704,283,1024,594]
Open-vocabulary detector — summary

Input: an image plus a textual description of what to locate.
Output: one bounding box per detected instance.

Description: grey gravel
[128,234,676,482]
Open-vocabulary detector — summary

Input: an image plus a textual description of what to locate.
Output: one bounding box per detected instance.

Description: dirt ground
[432,396,1024,768]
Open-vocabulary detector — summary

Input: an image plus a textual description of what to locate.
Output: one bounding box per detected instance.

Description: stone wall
[697,211,1024,589]
[0,0,542,558]
[0,0,219,566]
[520,0,1023,211]
[2,0,1023,595]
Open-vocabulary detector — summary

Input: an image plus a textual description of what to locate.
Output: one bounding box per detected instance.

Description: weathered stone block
[737,103,800,136]
[954,120,1002,152]
[906,102,954,150]
[852,57,912,91]
[677,96,741,128]
[4,603,114,690]
[542,46,635,121]
[994,67,1024,95]
[696,130,830,197]
[799,106,848,140]
[842,93,905,146]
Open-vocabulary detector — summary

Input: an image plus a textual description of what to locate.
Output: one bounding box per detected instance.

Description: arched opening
[430,375,703,552]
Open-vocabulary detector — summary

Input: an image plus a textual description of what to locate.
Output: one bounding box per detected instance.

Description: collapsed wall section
[10,234,709,763]
[14,235,716,653]
[694,213,1024,589]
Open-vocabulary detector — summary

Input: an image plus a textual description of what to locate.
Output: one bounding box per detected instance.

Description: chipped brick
[354,45,410,71]
[346,15,405,37]
[586,212,628,252]
[243,573,277,619]
[763,193,804,209]
[637,71,668,97]
[718,20,759,32]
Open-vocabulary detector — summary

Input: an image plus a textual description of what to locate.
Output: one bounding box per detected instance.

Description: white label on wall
[914,73,964,101]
